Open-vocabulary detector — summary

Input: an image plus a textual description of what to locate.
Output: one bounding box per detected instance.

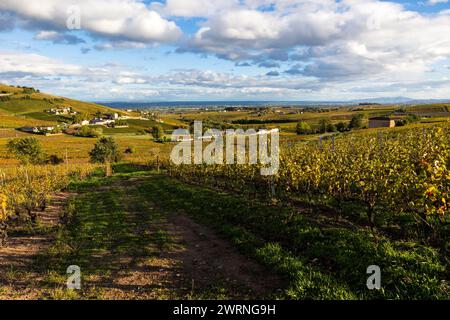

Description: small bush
[124,146,135,154]
[75,126,102,138]
[47,154,64,165]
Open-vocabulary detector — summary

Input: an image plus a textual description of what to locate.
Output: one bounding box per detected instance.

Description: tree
[89,137,120,164]
[336,122,348,132]
[76,126,102,138]
[152,125,164,140]
[7,137,45,165]
[349,114,364,129]
[47,154,64,165]
[318,119,330,133]
[72,113,89,124]
[296,121,311,135]
[124,146,135,154]
[326,123,337,132]
[396,119,407,127]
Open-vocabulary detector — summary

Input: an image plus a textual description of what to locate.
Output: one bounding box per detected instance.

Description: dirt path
[0,177,283,299]
[0,192,71,299]
[74,179,283,299]
[164,213,283,298]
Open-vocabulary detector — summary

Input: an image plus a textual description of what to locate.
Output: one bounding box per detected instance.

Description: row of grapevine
[0,164,98,245]
[168,125,450,235]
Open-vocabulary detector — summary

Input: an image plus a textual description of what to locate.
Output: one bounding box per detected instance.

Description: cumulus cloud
[0,0,181,45]
[266,71,280,76]
[0,11,15,31]
[155,0,238,18]
[258,61,281,68]
[2,1,450,100]
[174,0,450,83]
[427,0,448,5]
[3,50,450,100]
[0,51,82,77]
[34,31,85,44]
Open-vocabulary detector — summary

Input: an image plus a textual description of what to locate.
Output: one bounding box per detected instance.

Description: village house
[368,117,396,128]
[106,113,119,120]
[90,118,115,126]
[33,126,55,133]
[47,106,76,115]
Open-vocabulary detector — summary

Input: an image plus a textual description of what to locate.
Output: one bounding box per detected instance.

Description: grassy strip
[34,174,178,299]
[137,173,448,300]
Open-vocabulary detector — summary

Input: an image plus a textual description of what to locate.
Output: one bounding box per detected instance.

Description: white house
[106,113,119,120]
[48,107,75,115]
[32,126,55,133]
[90,118,115,126]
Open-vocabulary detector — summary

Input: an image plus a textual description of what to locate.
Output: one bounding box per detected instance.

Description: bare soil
[0,188,283,299]
[0,192,70,299]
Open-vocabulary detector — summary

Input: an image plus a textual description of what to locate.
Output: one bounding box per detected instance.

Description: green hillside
[0,84,125,127]
[0,84,182,136]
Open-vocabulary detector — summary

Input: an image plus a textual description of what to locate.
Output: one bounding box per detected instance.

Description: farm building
[368,117,396,128]
[90,118,115,126]
[47,107,76,115]
[106,113,119,120]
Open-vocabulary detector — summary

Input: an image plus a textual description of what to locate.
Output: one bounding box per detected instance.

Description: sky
[0,0,450,102]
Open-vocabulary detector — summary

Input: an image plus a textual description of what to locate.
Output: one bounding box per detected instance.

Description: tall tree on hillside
[152,125,164,140]
[89,137,120,176]
[89,137,120,164]
[8,137,45,165]
[318,119,330,134]
[336,122,349,132]
[349,114,364,129]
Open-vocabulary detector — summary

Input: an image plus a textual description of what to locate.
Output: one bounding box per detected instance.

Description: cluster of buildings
[20,125,65,136]
[76,113,121,127]
[47,106,77,115]
[175,128,280,142]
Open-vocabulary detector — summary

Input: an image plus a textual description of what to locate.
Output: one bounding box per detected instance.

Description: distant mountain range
[99,97,450,109]
[349,97,450,104]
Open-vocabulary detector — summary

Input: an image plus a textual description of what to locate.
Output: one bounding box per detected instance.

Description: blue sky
[0,0,450,101]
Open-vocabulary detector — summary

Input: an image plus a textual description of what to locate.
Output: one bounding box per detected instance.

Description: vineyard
[0,164,98,245]
[164,125,450,298]
[169,125,450,241]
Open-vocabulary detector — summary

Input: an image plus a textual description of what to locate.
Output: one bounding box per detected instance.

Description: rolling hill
[0,83,125,127]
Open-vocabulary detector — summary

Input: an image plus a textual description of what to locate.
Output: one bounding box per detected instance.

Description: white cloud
[0,51,82,76]
[2,1,450,100]
[174,0,450,83]
[34,30,85,44]
[157,0,238,18]
[427,0,448,5]
[0,0,181,45]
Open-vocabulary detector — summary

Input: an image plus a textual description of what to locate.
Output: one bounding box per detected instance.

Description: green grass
[23,112,72,122]
[137,173,449,300]
[0,98,50,114]
[58,167,449,299]
[33,169,265,299]
[2,166,448,300]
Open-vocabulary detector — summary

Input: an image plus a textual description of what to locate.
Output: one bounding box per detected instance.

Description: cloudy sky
[0,0,450,101]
